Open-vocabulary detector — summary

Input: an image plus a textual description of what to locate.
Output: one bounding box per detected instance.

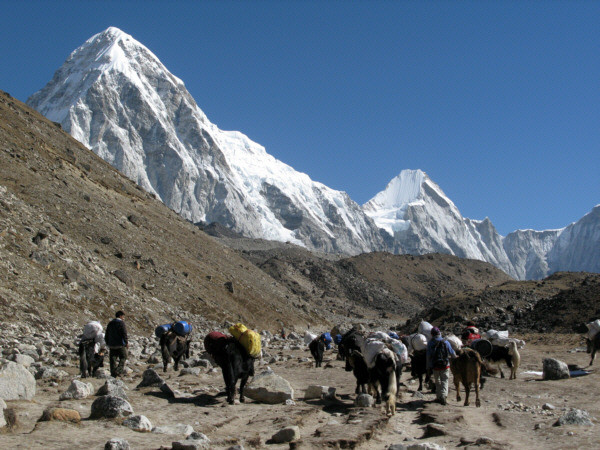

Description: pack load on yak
[321,332,333,350]
[461,321,482,345]
[173,321,193,336]
[155,321,193,339]
[418,320,434,341]
[304,331,318,345]
[81,320,105,353]
[483,329,526,349]
[229,323,262,358]
[586,320,600,340]
[155,323,172,339]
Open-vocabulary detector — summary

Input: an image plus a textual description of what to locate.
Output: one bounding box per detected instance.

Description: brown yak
[450,347,483,407]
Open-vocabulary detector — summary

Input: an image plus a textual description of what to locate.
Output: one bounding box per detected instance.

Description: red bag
[204,331,229,355]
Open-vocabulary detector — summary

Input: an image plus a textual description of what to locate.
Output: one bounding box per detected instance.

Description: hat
[431,327,441,336]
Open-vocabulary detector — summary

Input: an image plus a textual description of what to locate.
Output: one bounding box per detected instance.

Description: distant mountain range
[27,27,600,280]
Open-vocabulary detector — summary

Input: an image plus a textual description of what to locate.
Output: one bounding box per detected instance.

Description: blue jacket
[426,336,456,370]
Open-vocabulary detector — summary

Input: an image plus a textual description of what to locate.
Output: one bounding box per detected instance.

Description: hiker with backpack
[426,326,456,405]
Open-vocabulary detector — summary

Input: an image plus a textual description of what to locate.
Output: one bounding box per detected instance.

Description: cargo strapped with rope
[229,323,262,358]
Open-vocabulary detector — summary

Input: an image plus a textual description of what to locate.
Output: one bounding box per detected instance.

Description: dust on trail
[2,335,599,449]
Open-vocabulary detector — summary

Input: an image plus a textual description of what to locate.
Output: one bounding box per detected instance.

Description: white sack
[446,334,463,351]
[82,321,103,340]
[586,320,600,340]
[370,331,390,341]
[409,333,428,352]
[418,321,433,341]
[361,339,387,368]
[389,339,409,364]
[304,331,317,345]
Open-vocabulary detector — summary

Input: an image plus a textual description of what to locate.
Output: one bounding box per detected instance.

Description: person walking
[105,310,128,377]
[426,326,456,405]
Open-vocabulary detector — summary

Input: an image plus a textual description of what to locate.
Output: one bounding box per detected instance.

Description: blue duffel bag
[155,323,172,338]
[173,321,192,336]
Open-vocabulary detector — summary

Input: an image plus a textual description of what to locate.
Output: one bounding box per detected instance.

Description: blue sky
[1,0,598,235]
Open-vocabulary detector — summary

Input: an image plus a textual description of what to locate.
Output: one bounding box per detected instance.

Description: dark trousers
[109,347,128,377]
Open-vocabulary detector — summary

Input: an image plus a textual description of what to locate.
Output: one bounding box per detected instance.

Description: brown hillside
[232,246,512,322]
[403,271,600,335]
[0,90,321,333]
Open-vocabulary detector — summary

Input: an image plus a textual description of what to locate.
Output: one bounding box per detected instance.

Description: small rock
[60,379,94,400]
[123,414,152,432]
[270,425,300,443]
[423,423,447,438]
[543,403,556,410]
[35,366,69,380]
[355,394,375,407]
[389,443,446,449]
[11,354,35,367]
[192,359,211,368]
[97,379,128,399]
[554,409,594,427]
[304,384,329,400]
[160,382,176,398]
[475,436,494,445]
[152,423,194,435]
[137,368,164,388]
[180,367,202,376]
[104,438,130,450]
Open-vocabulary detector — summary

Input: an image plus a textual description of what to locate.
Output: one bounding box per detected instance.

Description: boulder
[304,385,328,400]
[97,379,129,399]
[104,438,130,450]
[270,426,301,444]
[355,394,375,407]
[39,407,81,423]
[90,395,134,419]
[137,368,164,388]
[123,414,152,432]
[245,370,293,404]
[60,379,94,400]
[554,409,594,427]
[0,361,36,400]
[542,358,570,380]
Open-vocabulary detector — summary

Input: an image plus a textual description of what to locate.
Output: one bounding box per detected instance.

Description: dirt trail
[2,335,599,449]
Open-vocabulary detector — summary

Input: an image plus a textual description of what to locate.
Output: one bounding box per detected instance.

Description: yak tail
[386,367,397,401]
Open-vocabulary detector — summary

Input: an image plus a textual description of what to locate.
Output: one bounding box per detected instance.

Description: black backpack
[432,340,450,369]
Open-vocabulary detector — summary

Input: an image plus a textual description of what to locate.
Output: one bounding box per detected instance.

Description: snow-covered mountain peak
[27,27,386,256]
[366,169,426,209]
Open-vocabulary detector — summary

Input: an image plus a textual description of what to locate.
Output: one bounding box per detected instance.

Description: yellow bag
[229,323,262,358]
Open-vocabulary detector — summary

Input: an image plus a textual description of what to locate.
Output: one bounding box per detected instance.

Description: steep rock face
[27,27,386,255]
[546,205,600,274]
[502,229,561,280]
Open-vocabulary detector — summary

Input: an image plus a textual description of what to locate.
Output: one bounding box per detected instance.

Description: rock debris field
[0,323,599,450]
